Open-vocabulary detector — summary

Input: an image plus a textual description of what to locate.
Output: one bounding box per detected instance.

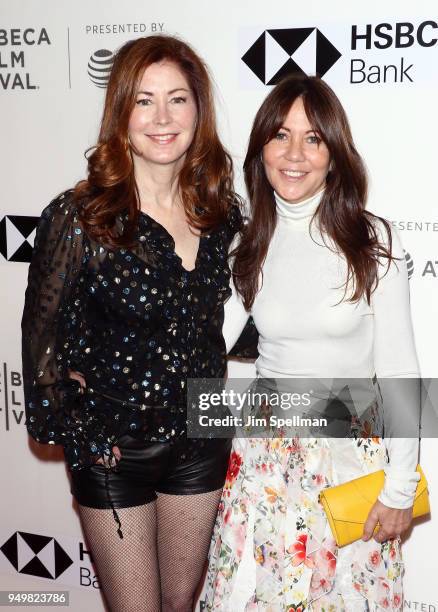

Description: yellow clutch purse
[319,465,430,547]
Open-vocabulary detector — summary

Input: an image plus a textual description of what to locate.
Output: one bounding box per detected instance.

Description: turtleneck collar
[275,188,324,225]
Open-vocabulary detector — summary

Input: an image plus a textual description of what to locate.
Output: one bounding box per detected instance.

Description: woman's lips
[147,133,178,144]
[280,169,308,181]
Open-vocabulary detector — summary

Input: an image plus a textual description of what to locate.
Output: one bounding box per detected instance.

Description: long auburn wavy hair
[74,35,238,247]
[234,74,395,309]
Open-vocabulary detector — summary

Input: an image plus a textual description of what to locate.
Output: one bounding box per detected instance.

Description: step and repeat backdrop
[1,0,437,609]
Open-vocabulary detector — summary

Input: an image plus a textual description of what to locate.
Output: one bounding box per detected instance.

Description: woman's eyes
[273,132,322,144]
[306,134,322,145]
[136,98,152,106]
[135,96,187,106]
[274,132,288,141]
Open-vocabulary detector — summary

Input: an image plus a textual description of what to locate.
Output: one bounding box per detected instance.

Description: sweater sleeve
[21,190,86,446]
[371,223,421,509]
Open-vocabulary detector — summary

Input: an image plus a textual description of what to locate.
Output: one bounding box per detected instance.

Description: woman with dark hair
[22,35,241,611]
[205,75,420,610]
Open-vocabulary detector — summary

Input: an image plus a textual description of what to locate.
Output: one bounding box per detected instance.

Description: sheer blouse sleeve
[21,190,86,446]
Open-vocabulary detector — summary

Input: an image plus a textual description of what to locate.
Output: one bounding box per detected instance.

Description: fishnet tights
[78,489,222,612]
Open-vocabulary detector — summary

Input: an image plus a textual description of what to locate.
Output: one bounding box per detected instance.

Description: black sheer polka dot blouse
[22,190,242,471]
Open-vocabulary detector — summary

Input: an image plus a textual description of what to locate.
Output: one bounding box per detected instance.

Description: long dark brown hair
[74,35,238,247]
[234,74,394,309]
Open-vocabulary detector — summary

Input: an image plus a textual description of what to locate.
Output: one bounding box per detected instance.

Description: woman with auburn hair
[22,35,242,611]
[205,74,420,610]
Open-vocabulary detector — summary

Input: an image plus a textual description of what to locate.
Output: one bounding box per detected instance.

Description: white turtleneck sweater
[224,190,420,509]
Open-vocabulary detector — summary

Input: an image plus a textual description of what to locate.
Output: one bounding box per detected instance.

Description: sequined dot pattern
[22,190,242,469]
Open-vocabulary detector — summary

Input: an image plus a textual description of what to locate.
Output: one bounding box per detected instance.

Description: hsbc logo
[0,215,38,262]
[351,22,438,50]
[241,20,437,88]
[1,531,73,579]
[242,28,342,84]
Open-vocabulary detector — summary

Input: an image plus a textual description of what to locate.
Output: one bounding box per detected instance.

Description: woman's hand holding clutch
[363,499,413,543]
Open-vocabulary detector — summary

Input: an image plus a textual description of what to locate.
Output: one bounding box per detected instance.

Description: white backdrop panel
[1,0,437,609]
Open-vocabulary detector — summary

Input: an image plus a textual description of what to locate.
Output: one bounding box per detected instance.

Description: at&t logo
[88,49,115,88]
[404,251,414,280]
[403,251,438,279]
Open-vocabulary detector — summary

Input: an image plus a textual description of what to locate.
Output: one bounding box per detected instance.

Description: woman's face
[128,60,197,169]
[262,96,330,204]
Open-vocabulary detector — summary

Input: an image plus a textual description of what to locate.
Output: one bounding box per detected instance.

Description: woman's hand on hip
[68,370,121,467]
[68,369,86,392]
[95,446,122,468]
[363,499,413,543]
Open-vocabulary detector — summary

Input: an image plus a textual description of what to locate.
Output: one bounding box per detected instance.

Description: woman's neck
[274,188,324,224]
[133,156,182,215]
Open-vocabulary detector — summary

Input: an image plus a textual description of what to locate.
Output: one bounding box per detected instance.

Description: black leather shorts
[70,434,232,509]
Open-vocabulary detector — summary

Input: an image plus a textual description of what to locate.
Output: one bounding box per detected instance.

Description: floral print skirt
[204,435,404,611]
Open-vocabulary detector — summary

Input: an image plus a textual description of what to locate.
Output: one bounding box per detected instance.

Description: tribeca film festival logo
[0,362,25,432]
[241,20,438,85]
[0,28,51,90]
[0,215,38,262]
[1,532,101,589]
